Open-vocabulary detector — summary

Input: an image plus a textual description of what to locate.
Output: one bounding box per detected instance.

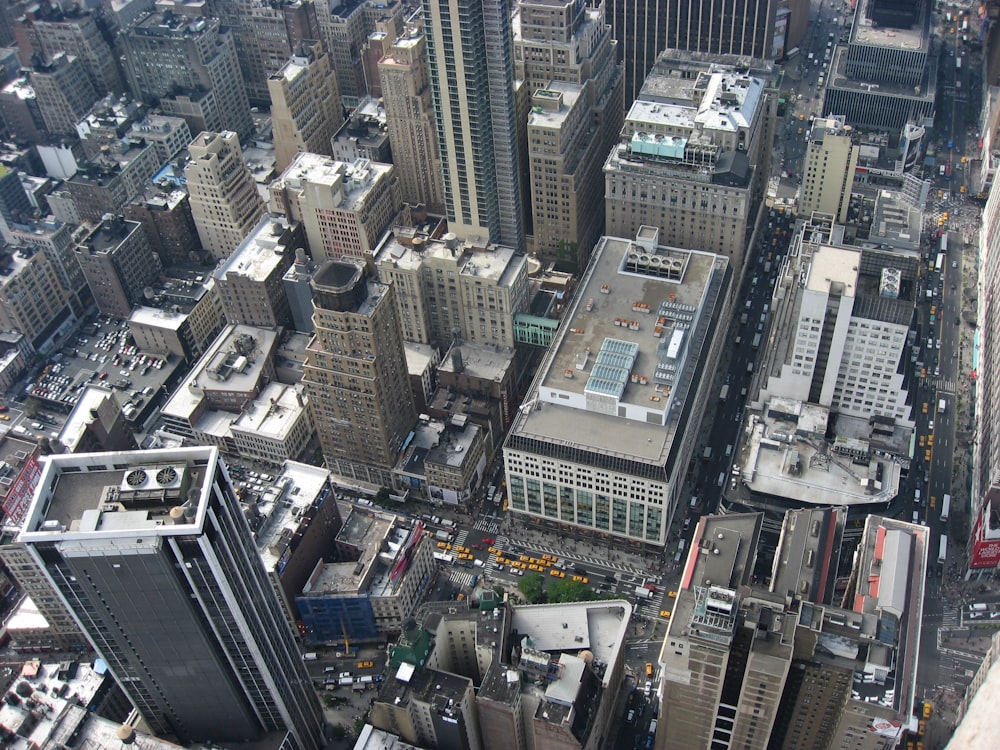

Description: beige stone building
[0,244,72,346]
[378,27,446,214]
[268,41,344,172]
[269,152,401,261]
[185,131,265,260]
[799,117,859,224]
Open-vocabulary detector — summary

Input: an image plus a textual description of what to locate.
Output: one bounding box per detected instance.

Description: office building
[269,152,400,261]
[969,170,1000,572]
[128,114,193,165]
[737,224,917,507]
[229,382,315,464]
[268,40,344,171]
[75,215,162,319]
[30,53,100,137]
[159,325,280,449]
[800,117,859,224]
[514,0,624,271]
[656,511,927,750]
[282,247,321,333]
[14,446,325,749]
[422,0,525,250]
[213,214,304,328]
[331,103,392,163]
[314,0,404,107]
[124,187,200,267]
[296,508,434,641]
[378,25,446,214]
[185,130,266,260]
[823,0,935,131]
[122,11,252,141]
[64,140,161,224]
[240,0,323,105]
[0,244,74,347]
[373,227,530,350]
[303,259,417,486]
[605,56,772,268]
[606,0,783,105]
[503,227,731,548]
[128,280,226,363]
[18,3,124,95]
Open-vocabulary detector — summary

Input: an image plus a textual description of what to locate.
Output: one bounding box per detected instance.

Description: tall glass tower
[16,447,325,750]
[422,0,525,251]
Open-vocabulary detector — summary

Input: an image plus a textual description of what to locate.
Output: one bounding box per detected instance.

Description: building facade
[29,52,99,137]
[515,0,624,272]
[74,216,162,319]
[799,118,859,224]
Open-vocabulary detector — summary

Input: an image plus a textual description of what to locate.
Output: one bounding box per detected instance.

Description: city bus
[940,233,948,254]
[936,252,946,273]
[941,494,951,522]
[938,536,947,565]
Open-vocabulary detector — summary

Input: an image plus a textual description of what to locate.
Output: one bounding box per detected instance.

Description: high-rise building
[0,164,32,242]
[503,227,731,548]
[422,0,525,250]
[268,152,400,261]
[213,214,303,328]
[29,52,100,137]
[606,0,781,105]
[604,56,773,267]
[378,25,446,214]
[0,76,48,145]
[799,117,860,224]
[268,40,344,171]
[514,0,624,272]
[303,259,417,486]
[656,511,928,750]
[313,0,404,107]
[970,172,1000,572]
[8,217,88,315]
[122,11,253,141]
[823,0,935,132]
[74,215,162,319]
[14,446,325,749]
[185,130,265,260]
[374,229,529,350]
[19,3,124,95]
[242,0,322,105]
[737,220,917,507]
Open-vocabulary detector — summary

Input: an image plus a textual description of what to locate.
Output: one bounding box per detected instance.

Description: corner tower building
[422,0,525,250]
[15,447,325,750]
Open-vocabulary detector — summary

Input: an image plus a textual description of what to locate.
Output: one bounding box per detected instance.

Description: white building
[230,382,314,464]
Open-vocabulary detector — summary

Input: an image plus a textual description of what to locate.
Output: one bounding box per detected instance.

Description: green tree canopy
[518,573,546,603]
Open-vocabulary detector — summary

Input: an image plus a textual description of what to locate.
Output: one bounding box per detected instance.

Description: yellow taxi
[919,435,925,447]
[357,660,374,669]
[528,564,543,572]
[930,496,937,509]
[922,402,928,414]
[519,555,530,563]
[659,610,672,619]
[549,569,565,578]
[925,449,932,462]
[668,591,677,598]
[436,541,448,549]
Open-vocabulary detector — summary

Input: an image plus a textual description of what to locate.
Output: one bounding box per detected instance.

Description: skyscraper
[15,446,325,749]
[303,259,417,486]
[422,0,525,250]
[799,117,859,224]
[606,0,780,105]
[378,24,447,214]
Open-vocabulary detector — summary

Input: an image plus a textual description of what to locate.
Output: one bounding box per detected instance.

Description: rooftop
[374,229,527,288]
[18,446,219,542]
[273,152,394,212]
[852,0,928,52]
[254,460,331,573]
[628,71,765,134]
[509,230,728,468]
[230,382,306,440]
[215,215,299,283]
